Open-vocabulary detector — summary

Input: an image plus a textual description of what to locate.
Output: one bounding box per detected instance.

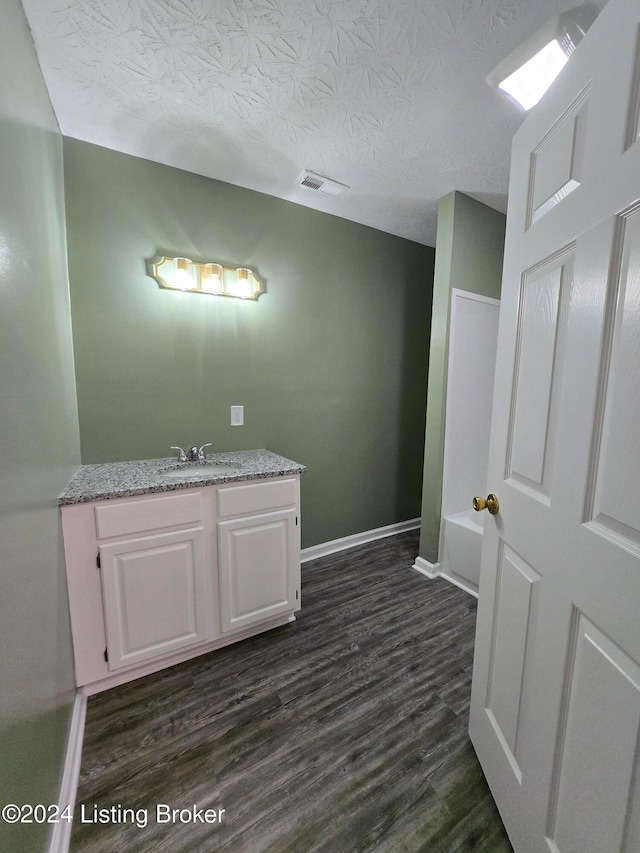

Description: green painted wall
[64,141,434,548]
[419,192,505,563]
[0,2,81,851]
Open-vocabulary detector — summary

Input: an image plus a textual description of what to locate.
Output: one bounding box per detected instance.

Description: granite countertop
[59,449,306,506]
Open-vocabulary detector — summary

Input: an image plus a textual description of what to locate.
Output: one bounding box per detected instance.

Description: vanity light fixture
[487,7,597,111]
[147,256,265,300]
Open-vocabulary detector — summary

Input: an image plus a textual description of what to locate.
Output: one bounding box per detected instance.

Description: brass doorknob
[473,494,500,515]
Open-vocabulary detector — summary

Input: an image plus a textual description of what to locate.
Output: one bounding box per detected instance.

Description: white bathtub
[440,509,484,596]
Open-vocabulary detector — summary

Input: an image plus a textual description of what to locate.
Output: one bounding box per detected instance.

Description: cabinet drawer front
[95,492,202,539]
[217,478,297,518]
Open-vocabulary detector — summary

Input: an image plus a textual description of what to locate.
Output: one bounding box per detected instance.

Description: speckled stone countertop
[59,449,306,506]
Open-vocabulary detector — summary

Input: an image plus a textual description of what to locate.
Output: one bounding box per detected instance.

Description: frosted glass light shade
[498,40,568,111]
[201,263,223,293]
[172,257,193,290]
[235,268,253,299]
[488,8,597,112]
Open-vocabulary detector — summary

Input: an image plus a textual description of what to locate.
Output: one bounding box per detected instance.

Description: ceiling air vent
[296,170,350,198]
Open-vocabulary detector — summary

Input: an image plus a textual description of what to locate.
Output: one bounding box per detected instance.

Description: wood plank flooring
[71,530,512,852]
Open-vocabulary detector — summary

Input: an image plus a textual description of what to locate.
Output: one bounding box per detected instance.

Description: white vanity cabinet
[61,474,301,693]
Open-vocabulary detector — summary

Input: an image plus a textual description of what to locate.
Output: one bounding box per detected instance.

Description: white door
[218,508,299,632]
[100,527,209,670]
[469,1,640,851]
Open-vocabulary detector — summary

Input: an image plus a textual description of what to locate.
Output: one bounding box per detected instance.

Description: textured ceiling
[21,0,608,246]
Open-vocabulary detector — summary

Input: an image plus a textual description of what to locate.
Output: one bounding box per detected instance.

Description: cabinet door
[100,527,208,671]
[218,509,299,633]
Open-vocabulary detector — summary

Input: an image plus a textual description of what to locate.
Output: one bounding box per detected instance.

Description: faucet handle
[198,443,212,460]
[170,446,187,462]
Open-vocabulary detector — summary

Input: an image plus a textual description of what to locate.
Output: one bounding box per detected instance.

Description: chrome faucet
[171,444,212,462]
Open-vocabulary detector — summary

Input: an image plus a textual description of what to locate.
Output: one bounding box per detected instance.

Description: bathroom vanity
[59,450,305,693]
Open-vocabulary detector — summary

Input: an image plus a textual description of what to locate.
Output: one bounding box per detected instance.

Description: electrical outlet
[230,405,244,426]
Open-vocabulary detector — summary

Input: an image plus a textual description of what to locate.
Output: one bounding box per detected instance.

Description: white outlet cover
[231,406,244,426]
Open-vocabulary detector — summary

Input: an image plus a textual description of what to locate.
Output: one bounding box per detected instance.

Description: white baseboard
[301,518,420,563]
[48,691,87,853]
[412,555,441,578]
[412,556,478,599]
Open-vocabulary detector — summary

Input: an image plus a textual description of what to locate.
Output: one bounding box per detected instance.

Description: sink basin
[159,463,238,480]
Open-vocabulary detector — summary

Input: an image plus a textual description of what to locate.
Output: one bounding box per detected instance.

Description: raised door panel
[506,248,573,503]
[218,509,298,633]
[624,26,640,151]
[546,612,640,853]
[526,86,590,228]
[484,545,542,784]
[584,207,640,552]
[100,527,208,670]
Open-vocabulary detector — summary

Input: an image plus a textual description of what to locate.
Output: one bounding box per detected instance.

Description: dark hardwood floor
[71,530,512,852]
